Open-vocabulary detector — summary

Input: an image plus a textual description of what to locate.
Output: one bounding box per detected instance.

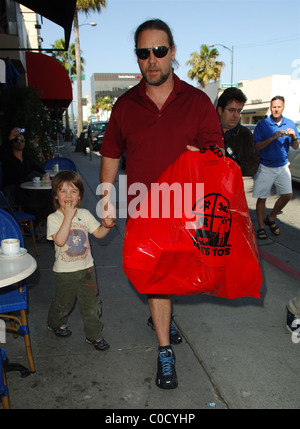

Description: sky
[39,0,300,102]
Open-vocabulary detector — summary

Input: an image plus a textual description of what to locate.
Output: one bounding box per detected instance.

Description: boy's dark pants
[47,266,103,340]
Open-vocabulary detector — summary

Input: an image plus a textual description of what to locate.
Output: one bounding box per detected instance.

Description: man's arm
[291,137,299,150]
[287,127,300,150]
[255,130,286,151]
[99,156,120,227]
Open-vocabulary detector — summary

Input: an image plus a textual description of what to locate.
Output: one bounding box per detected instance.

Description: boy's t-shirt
[47,208,100,273]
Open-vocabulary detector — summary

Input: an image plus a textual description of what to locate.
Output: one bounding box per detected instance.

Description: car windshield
[90,123,107,133]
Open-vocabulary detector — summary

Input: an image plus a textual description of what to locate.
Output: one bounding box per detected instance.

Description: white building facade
[206,74,300,124]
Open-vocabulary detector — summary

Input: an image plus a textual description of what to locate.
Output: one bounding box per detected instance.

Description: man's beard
[142,64,172,86]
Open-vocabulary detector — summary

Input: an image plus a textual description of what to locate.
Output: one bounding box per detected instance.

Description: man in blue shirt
[253,96,299,239]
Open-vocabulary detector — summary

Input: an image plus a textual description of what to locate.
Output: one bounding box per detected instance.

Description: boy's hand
[62,200,77,219]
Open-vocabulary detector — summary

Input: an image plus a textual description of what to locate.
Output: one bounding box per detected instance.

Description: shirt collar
[269,115,287,126]
[222,122,240,141]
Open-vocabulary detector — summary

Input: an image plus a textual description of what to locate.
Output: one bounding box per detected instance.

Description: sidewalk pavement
[2,141,300,410]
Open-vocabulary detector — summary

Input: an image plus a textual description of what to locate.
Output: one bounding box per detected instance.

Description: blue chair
[43,156,77,172]
[0,191,38,256]
[0,348,10,409]
[0,208,36,375]
[0,161,2,190]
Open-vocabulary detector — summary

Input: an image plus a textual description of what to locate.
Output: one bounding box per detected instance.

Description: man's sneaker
[156,346,178,389]
[47,324,72,337]
[147,314,182,345]
[85,337,110,351]
[286,308,300,334]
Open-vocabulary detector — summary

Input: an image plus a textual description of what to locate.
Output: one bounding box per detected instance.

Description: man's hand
[102,217,116,228]
[100,200,116,228]
[186,145,199,151]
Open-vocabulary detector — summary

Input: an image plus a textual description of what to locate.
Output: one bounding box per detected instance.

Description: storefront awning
[243,102,270,112]
[26,51,72,109]
[15,0,76,49]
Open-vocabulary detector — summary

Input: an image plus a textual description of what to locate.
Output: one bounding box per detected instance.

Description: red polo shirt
[100,73,224,192]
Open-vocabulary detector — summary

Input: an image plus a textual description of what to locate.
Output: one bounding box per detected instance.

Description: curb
[259,248,300,281]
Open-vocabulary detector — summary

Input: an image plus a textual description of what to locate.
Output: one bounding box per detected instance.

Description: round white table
[0,251,37,378]
[0,252,37,288]
[20,181,52,190]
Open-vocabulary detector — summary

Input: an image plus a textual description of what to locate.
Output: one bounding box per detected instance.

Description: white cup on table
[1,238,20,256]
[33,177,41,184]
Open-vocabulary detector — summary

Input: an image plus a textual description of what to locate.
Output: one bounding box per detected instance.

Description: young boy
[47,170,111,351]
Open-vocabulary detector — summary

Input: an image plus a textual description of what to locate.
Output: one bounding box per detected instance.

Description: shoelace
[159,352,175,376]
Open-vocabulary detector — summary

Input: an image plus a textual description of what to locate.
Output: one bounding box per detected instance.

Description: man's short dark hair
[134,19,175,48]
[271,95,285,103]
[217,87,247,110]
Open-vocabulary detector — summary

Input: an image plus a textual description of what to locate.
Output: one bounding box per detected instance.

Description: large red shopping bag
[123,147,262,299]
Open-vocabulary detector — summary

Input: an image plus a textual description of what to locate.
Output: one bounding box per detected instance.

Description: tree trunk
[74,10,83,137]
[65,108,71,141]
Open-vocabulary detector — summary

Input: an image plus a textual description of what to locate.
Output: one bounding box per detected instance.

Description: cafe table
[0,251,37,377]
[20,180,52,190]
[0,251,37,288]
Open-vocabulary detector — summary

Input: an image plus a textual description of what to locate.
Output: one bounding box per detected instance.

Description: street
[2,144,300,410]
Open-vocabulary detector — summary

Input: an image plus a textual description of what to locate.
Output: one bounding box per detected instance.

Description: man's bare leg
[148,295,171,346]
[256,197,267,229]
[269,193,292,222]
[148,294,178,389]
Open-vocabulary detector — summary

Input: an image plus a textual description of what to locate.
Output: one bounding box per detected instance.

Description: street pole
[230,45,234,84]
[73,14,97,137]
[210,44,234,84]
[68,48,76,145]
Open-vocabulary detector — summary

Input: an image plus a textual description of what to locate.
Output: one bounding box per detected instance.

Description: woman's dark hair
[134,19,175,48]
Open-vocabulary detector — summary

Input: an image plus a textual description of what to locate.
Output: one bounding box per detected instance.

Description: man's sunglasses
[135,46,172,60]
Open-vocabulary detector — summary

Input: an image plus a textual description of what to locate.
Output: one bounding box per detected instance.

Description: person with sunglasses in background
[100,19,224,390]
[1,125,51,223]
[253,96,299,240]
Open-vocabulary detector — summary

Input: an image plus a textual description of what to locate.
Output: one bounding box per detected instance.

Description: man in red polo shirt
[100,19,224,389]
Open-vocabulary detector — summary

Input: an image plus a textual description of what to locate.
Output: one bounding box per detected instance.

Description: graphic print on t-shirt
[61,221,89,262]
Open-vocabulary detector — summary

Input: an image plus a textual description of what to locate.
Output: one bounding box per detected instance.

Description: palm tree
[74,0,107,136]
[96,96,113,120]
[51,39,85,140]
[51,39,82,75]
[186,44,225,90]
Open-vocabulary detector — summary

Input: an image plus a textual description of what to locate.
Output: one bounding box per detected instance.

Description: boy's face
[56,181,80,210]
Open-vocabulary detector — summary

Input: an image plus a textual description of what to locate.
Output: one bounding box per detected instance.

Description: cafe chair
[0,348,10,409]
[0,191,38,256]
[0,208,36,375]
[43,156,77,172]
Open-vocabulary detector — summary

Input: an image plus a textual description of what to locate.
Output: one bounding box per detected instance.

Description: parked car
[75,129,88,153]
[87,121,108,151]
[289,147,300,183]
[288,122,300,183]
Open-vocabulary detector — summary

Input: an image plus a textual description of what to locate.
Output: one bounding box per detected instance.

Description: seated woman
[1,127,52,222]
